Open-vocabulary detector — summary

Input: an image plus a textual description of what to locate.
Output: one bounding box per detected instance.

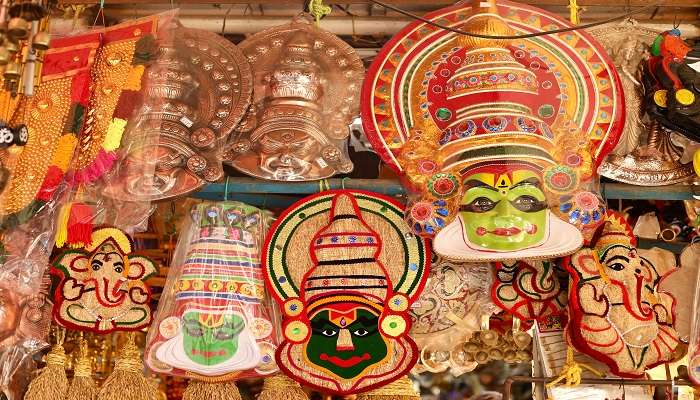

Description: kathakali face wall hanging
[360,0,624,262]
[51,227,157,334]
[223,13,364,181]
[145,202,277,379]
[263,190,429,395]
[103,27,253,201]
[566,211,679,378]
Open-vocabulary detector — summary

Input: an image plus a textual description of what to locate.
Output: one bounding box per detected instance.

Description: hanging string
[307,0,332,26]
[92,0,105,28]
[366,0,662,40]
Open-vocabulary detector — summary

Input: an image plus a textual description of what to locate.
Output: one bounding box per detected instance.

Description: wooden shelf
[191,178,698,207]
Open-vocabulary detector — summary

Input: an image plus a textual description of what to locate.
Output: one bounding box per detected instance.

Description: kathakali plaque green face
[182,311,246,366]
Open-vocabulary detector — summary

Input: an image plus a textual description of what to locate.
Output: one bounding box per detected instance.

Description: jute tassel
[24,328,68,400]
[97,333,157,400]
[257,375,308,400]
[182,380,241,400]
[355,376,420,400]
[66,339,98,400]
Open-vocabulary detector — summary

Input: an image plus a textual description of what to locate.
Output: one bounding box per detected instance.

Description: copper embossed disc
[104,27,252,201]
[224,14,364,181]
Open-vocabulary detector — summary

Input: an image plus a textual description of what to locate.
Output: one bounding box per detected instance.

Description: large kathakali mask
[360,0,624,261]
[103,27,252,201]
[51,227,157,334]
[223,14,364,181]
[566,211,679,377]
[263,190,429,394]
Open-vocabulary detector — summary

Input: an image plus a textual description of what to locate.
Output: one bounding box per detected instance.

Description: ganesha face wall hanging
[51,227,157,334]
[566,211,679,377]
[223,14,364,181]
[360,0,624,262]
[263,190,429,394]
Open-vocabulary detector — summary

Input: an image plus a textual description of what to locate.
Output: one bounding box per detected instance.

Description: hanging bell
[4,41,18,54]
[0,47,10,65]
[7,18,29,41]
[3,62,20,80]
[32,31,49,51]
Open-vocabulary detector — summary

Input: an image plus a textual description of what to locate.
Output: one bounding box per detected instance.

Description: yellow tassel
[97,333,157,400]
[356,376,419,400]
[51,134,78,172]
[103,118,127,152]
[546,348,604,388]
[24,330,68,400]
[123,65,145,91]
[54,202,72,248]
[66,339,98,400]
[182,380,241,400]
[257,375,308,400]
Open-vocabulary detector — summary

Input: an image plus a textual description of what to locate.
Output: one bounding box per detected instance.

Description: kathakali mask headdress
[360,0,624,262]
[263,190,429,395]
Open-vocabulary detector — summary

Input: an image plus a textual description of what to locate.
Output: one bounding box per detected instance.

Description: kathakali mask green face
[182,311,245,366]
[459,168,548,251]
[305,307,388,379]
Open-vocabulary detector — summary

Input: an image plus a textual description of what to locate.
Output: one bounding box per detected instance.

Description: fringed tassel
[123,66,145,92]
[69,150,119,184]
[257,375,308,400]
[103,118,127,151]
[66,339,98,400]
[356,376,420,400]
[54,203,72,247]
[97,333,157,400]
[183,380,241,400]
[24,329,68,400]
[66,203,94,248]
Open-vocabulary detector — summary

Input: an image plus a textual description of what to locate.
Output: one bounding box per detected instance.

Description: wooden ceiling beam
[56,0,700,7]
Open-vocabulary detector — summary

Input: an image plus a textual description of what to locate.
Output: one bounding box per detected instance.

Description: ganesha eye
[321,329,338,337]
[91,260,102,271]
[465,197,497,212]
[352,329,369,337]
[608,262,625,271]
[113,262,124,274]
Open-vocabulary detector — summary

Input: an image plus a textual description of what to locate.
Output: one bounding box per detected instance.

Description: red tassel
[67,203,94,247]
[36,166,64,202]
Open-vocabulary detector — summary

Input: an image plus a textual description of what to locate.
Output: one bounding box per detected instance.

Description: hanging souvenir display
[23,328,68,400]
[263,190,429,395]
[644,28,700,143]
[103,27,253,201]
[566,211,679,377]
[50,227,157,334]
[595,22,695,185]
[223,13,363,181]
[0,269,52,350]
[491,259,567,323]
[360,0,624,262]
[145,202,277,396]
[0,30,99,229]
[98,333,158,400]
[56,12,174,248]
[409,254,495,373]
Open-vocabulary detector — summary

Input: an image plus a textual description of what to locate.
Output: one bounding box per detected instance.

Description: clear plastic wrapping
[145,201,278,379]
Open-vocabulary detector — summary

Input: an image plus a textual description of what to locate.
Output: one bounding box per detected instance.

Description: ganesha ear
[569,249,600,280]
[127,255,157,280]
[53,251,89,275]
[640,247,677,278]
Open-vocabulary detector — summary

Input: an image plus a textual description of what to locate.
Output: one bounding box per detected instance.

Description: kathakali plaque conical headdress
[263,190,429,395]
[360,0,624,262]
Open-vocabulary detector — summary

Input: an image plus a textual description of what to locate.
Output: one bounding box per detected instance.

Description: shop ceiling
[55,0,700,39]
